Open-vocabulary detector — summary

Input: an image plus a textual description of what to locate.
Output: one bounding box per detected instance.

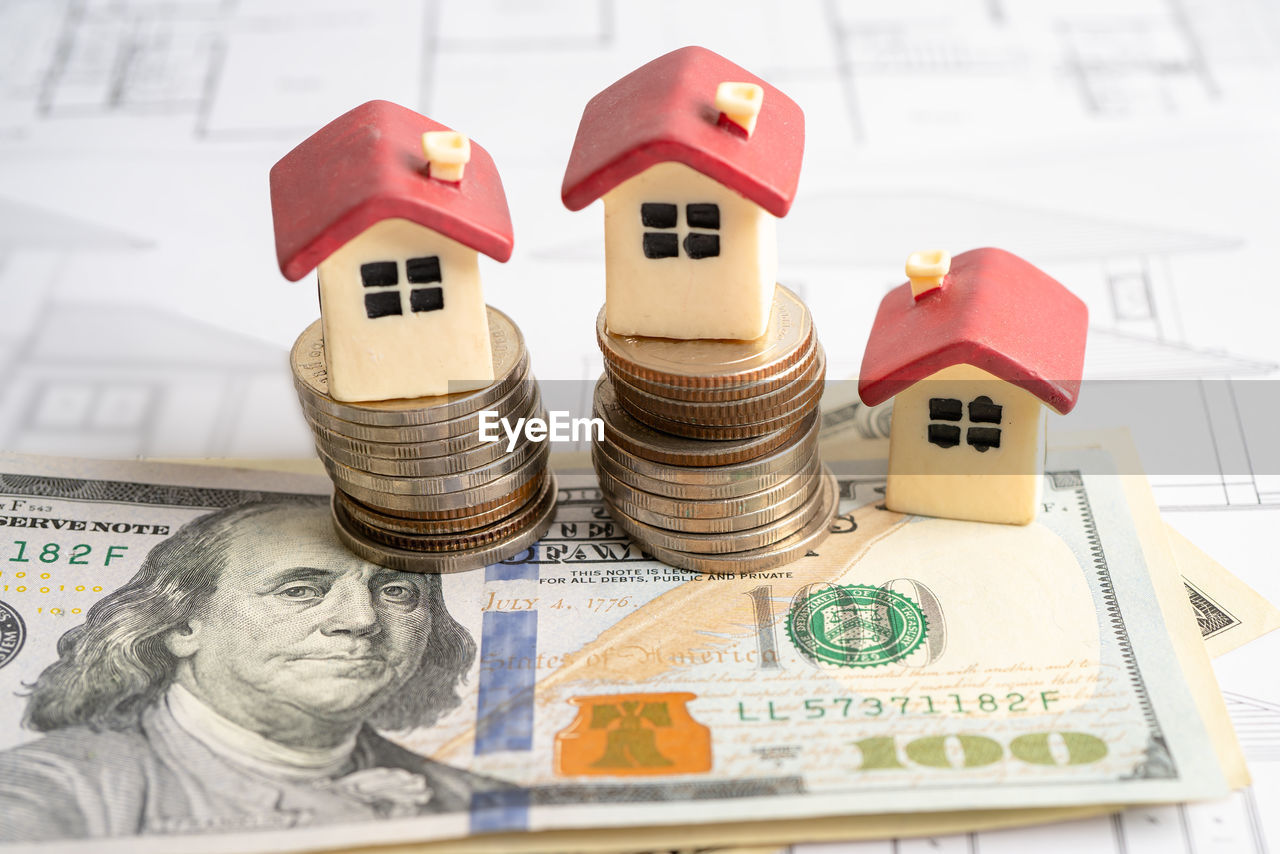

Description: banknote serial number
[4,541,129,567]
[738,691,1060,721]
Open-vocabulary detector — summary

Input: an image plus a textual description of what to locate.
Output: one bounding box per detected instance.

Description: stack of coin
[597,286,825,439]
[291,307,556,573]
[592,285,837,573]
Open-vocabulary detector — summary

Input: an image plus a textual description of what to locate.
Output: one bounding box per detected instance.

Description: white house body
[602,163,777,341]
[886,363,1047,526]
[317,217,493,402]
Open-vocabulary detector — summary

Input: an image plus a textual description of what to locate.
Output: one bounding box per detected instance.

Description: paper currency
[0,451,1236,854]
[1168,525,1280,658]
[196,454,1277,854]
[368,513,1265,854]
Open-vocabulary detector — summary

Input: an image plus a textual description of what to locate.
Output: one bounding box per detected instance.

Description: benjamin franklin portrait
[0,497,504,841]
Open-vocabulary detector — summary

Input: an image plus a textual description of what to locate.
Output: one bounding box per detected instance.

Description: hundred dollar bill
[368,516,1254,854]
[0,451,1236,854]
[1168,525,1280,658]
[212,454,1280,662]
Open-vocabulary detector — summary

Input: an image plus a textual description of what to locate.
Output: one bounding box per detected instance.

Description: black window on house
[967,426,1001,451]
[686,204,719,229]
[927,395,1004,451]
[929,398,962,422]
[928,423,961,448]
[360,261,398,287]
[643,232,679,259]
[968,396,1002,423]
[406,256,441,284]
[639,203,720,260]
[641,203,677,229]
[358,256,446,319]
[410,286,444,312]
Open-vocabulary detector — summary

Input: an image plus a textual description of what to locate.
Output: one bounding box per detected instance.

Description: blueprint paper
[0,0,1278,851]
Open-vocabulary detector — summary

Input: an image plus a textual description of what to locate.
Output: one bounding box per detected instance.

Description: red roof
[270,100,513,281]
[858,248,1088,414]
[561,46,805,216]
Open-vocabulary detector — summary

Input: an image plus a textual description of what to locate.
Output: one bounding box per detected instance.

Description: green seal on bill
[787,584,927,668]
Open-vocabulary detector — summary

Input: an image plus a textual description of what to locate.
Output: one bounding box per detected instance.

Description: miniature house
[561,46,805,341]
[270,100,514,402]
[858,249,1088,525]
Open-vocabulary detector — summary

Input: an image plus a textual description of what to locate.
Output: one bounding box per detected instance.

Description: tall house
[562,46,805,341]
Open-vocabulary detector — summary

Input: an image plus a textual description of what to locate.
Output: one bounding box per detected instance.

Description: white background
[1,0,1278,850]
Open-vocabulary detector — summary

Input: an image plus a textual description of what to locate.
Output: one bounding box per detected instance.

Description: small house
[858,248,1088,525]
[561,46,804,341]
[270,100,514,402]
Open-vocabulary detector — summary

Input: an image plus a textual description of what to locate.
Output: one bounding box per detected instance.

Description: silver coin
[594,377,807,467]
[596,285,813,388]
[308,388,541,462]
[607,343,823,421]
[594,453,820,520]
[604,332,819,403]
[625,469,838,574]
[617,350,825,440]
[334,441,550,513]
[339,474,558,553]
[303,375,535,443]
[331,473,558,574]
[319,434,548,496]
[337,474,544,522]
[604,469,828,554]
[335,484,544,535]
[320,409,548,477]
[594,411,819,488]
[592,440,813,501]
[597,474,816,534]
[291,307,528,426]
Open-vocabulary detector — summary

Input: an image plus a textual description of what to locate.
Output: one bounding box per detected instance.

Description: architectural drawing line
[1110,812,1129,854]
[419,0,441,114]
[820,0,866,145]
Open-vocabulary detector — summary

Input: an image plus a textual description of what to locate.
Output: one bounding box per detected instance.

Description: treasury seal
[787,584,926,668]
[0,600,25,669]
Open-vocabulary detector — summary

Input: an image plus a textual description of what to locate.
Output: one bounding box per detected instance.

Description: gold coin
[594,453,820,520]
[334,441,549,513]
[331,473,558,574]
[605,332,818,403]
[302,377,534,444]
[338,474,557,553]
[292,306,526,426]
[607,343,822,422]
[603,471,828,555]
[596,284,812,388]
[624,469,838,574]
[594,376,807,467]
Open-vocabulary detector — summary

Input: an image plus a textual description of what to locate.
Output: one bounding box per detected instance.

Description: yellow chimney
[715,81,763,137]
[906,250,950,299]
[422,131,471,183]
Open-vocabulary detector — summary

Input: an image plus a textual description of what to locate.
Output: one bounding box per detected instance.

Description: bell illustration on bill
[554,692,712,777]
